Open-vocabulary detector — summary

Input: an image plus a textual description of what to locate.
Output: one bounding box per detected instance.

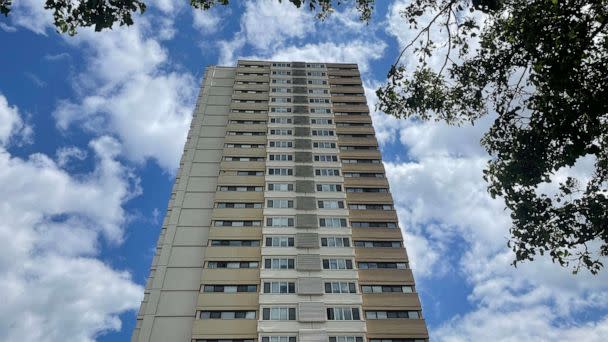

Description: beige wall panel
[220,161,265,171]
[331,104,367,111]
[233,84,270,91]
[337,137,378,146]
[187,177,219,192]
[349,209,398,221]
[211,208,263,220]
[332,95,367,103]
[193,149,223,163]
[199,125,226,137]
[363,293,421,309]
[197,293,258,308]
[217,175,265,186]
[224,135,266,145]
[341,164,386,173]
[344,178,389,187]
[228,113,269,121]
[355,248,407,261]
[352,228,403,240]
[156,291,199,316]
[237,60,270,66]
[173,227,209,246]
[191,320,257,338]
[211,68,236,78]
[346,192,393,203]
[190,163,220,177]
[178,209,213,226]
[208,87,234,96]
[203,246,260,260]
[207,95,233,106]
[329,78,362,85]
[234,75,270,83]
[213,192,264,202]
[201,105,230,115]
[336,126,375,135]
[202,115,229,126]
[200,269,260,282]
[225,123,267,132]
[207,227,262,240]
[366,320,429,338]
[169,246,205,267]
[232,93,269,101]
[334,115,372,124]
[183,192,215,209]
[358,269,415,283]
[222,148,266,157]
[196,137,224,149]
[230,103,269,111]
[148,317,195,342]
[163,268,203,290]
[328,70,360,77]
[331,86,365,94]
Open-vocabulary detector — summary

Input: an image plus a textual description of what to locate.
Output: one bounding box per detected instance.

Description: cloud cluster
[0,94,143,342]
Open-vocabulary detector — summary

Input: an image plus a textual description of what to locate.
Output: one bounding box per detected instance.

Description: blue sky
[1,1,608,341]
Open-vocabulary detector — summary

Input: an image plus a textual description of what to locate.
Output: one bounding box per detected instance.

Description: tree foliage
[0,0,373,35]
[376,0,608,274]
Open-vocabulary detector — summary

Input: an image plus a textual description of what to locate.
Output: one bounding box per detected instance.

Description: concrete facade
[132,61,428,342]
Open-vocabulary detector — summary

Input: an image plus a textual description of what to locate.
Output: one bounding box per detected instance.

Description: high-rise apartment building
[132,61,428,342]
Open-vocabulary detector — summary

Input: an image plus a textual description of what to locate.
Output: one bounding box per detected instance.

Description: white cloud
[8,0,54,35]
[192,9,222,34]
[0,131,143,341]
[0,93,32,146]
[56,146,87,168]
[52,19,196,172]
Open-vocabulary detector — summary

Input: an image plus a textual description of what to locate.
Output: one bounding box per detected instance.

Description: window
[314,155,339,162]
[272,70,291,75]
[272,62,291,67]
[307,63,325,68]
[226,131,265,136]
[207,261,259,269]
[310,118,332,124]
[340,146,378,151]
[210,240,260,247]
[271,107,292,113]
[309,98,330,103]
[351,221,397,229]
[361,285,415,293]
[271,97,292,103]
[272,79,292,84]
[236,171,265,176]
[310,107,331,113]
[321,237,350,247]
[315,168,340,176]
[263,281,296,294]
[271,87,292,93]
[354,241,402,248]
[326,307,360,320]
[265,236,294,247]
[323,258,353,270]
[319,218,348,228]
[261,337,296,342]
[265,258,295,269]
[202,284,257,293]
[199,311,256,319]
[213,220,262,227]
[224,157,264,162]
[307,79,327,85]
[349,204,394,210]
[262,307,296,320]
[316,184,342,192]
[342,159,381,164]
[269,154,293,161]
[218,186,263,192]
[216,202,263,209]
[365,311,421,319]
[267,199,294,208]
[313,142,337,149]
[343,172,385,178]
[329,337,363,342]
[266,217,294,227]
[311,129,335,136]
[269,141,293,148]
[308,88,329,94]
[346,187,388,193]
[358,262,409,269]
[270,117,293,124]
[268,168,293,176]
[225,144,265,148]
[325,281,356,294]
[318,200,345,209]
[307,71,326,76]
[268,183,294,191]
[269,129,293,136]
